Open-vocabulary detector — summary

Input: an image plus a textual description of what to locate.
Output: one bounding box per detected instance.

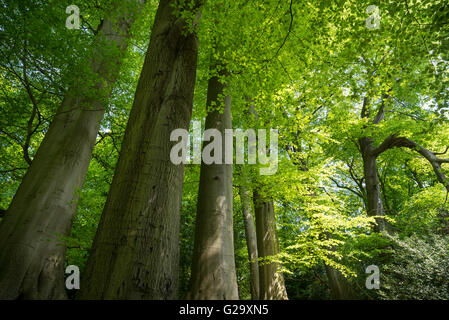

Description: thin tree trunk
[238,183,259,300]
[0,1,142,300]
[78,0,202,300]
[359,137,388,232]
[253,189,288,300]
[186,69,239,300]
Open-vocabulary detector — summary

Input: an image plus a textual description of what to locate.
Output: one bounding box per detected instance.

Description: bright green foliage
[1,0,449,300]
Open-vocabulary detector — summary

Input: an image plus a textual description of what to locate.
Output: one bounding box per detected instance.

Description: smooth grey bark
[326,94,449,300]
[186,70,239,300]
[371,134,449,192]
[78,0,203,300]
[238,183,259,300]
[0,1,142,300]
[358,96,390,232]
[253,189,288,300]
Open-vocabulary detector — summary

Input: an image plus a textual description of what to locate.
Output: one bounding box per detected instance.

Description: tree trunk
[78,0,202,300]
[186,69,239,300]
[253,189,288,300]
[357,96,391,233]
[0,1,142,300]
[359,136,388,232]
[324,264,359,300]
[238,183,259,300]
[324,136,387,300]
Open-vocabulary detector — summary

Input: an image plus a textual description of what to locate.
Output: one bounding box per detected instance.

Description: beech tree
[0,0,144,299]
[187,64,238,299]
[237,174,259,300]
[253,188,288,300]
[0,0,447,301]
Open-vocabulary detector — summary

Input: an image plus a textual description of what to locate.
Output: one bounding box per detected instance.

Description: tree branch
[372,134,449,191]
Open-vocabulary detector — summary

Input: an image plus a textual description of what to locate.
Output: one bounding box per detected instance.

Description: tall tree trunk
[253,189,288,300]
[186,69,239,300]
[324,98,389,300]
[357,95,390,233]
[360,131,449,233]
[238,183,259,300]
[0,1,142,300]
[359,137,388,233]
[78,0,202,300]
